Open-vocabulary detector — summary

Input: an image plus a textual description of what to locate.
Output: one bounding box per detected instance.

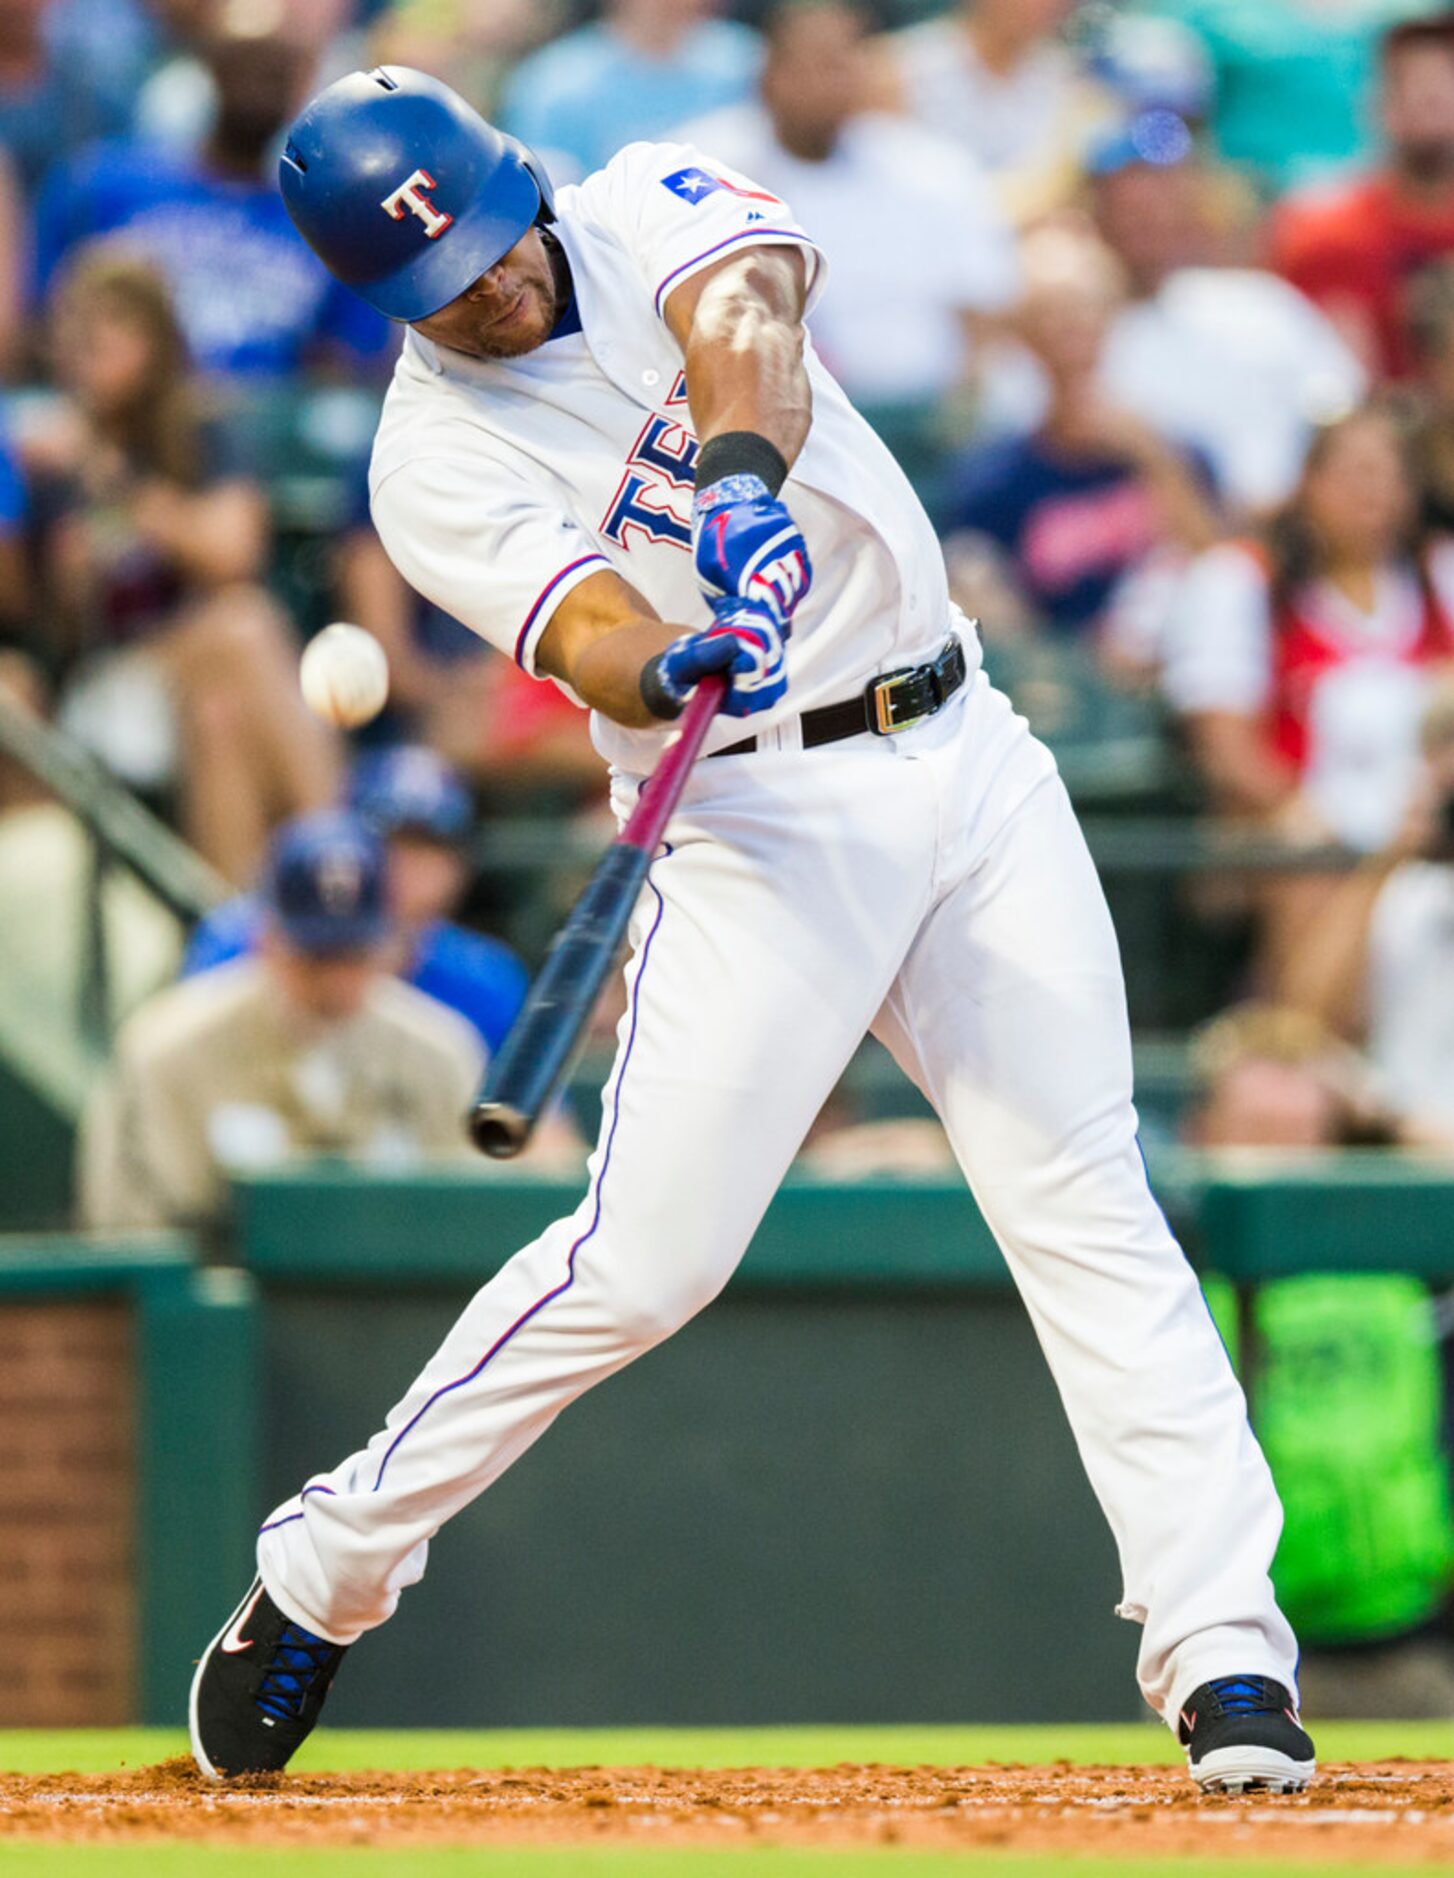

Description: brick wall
[0,1301,135,1722]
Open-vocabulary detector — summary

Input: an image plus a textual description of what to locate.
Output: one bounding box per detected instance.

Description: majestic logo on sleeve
[661,166,782,207]
[381,169,454,238]
[602,380,699,552]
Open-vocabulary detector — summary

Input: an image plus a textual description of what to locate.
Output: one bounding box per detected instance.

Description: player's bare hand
[640,598,788,720]
[691,474,811,629]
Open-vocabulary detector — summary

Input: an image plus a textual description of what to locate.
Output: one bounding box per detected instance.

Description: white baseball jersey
[368,139,978,775]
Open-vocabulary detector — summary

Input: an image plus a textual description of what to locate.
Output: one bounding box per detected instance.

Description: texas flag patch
[661,166,781,207]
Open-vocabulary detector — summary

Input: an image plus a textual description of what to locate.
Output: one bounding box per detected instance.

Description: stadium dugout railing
[0,689,225,1226]
[0,685,224,1046]
[229,1152,1454,1291]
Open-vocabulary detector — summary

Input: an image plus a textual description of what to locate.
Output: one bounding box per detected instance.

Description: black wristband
[694,431,789,499]
[639,653,685,722]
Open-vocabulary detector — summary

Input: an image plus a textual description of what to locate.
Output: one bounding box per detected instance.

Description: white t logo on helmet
[381,169,453,238]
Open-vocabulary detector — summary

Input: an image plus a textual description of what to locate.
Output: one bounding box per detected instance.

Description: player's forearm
[566,617,687,727]
[535,571,682,729]
[669,250,812,468]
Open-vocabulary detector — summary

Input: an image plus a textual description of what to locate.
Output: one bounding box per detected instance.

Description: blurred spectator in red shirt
[1270,13,1454,382]
[1165,401,1454,857]
[24,249,339,882]
[1163,401,1454,986]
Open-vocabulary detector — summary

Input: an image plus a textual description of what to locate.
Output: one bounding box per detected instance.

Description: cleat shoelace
[255,1624,343,1724]
[1204,1675,1283,1718]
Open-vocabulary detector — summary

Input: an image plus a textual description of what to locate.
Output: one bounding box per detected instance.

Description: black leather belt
[710,633,967,759]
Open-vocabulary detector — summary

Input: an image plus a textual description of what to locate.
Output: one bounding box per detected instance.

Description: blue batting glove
[691,474,812,630]
[641,598,789,721]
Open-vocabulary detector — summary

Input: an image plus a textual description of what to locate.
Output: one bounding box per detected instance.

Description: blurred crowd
[0,1,1449,879]
[8,0,1454,1711]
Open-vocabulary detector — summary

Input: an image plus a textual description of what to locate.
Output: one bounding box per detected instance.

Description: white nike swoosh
[220,1583,265,1655]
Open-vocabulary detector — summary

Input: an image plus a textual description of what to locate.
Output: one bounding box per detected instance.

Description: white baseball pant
[257,670,1298,1724]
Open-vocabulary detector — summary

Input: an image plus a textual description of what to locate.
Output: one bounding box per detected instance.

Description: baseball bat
[469,671,728,1158]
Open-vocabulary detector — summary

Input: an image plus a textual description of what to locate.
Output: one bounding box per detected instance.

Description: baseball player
[190,67,1315,1795]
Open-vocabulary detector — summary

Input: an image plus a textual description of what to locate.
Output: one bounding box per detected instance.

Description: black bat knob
[469,1100,531,1159]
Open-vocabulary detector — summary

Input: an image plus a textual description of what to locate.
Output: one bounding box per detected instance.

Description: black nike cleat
[189,1576,349,1779]
[1178,1674,1316,1794]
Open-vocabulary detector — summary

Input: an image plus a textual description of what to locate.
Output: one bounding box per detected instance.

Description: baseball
[299,623,390,728]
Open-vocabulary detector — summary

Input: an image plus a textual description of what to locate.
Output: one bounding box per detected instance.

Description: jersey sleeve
[596,140,827,322]
[371,456,611,676]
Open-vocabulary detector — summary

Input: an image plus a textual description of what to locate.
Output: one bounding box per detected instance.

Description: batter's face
[411,228,562,361]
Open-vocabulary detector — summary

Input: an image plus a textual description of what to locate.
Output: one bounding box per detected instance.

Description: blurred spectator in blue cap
[1088,10,1214,125]
[977,108,1364,518]
[501,0,760,185]
[1077,108,1364,515]
[261,808,391,978]
[184,745,530,1061]
[31,19,393,380]
[79,809,489,1239]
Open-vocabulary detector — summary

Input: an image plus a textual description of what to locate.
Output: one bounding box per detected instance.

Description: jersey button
[642,369,660,387]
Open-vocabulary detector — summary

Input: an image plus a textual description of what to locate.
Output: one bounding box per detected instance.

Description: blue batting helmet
[279,66,556,323]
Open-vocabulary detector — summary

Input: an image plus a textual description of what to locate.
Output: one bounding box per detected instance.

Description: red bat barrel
[469,674,727,1158]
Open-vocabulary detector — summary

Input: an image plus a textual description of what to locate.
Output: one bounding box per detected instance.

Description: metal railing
[0,688,225,1049]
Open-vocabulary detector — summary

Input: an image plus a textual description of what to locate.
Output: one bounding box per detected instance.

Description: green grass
[0,1720,1449,1775]
[0,1853,1448,1878]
